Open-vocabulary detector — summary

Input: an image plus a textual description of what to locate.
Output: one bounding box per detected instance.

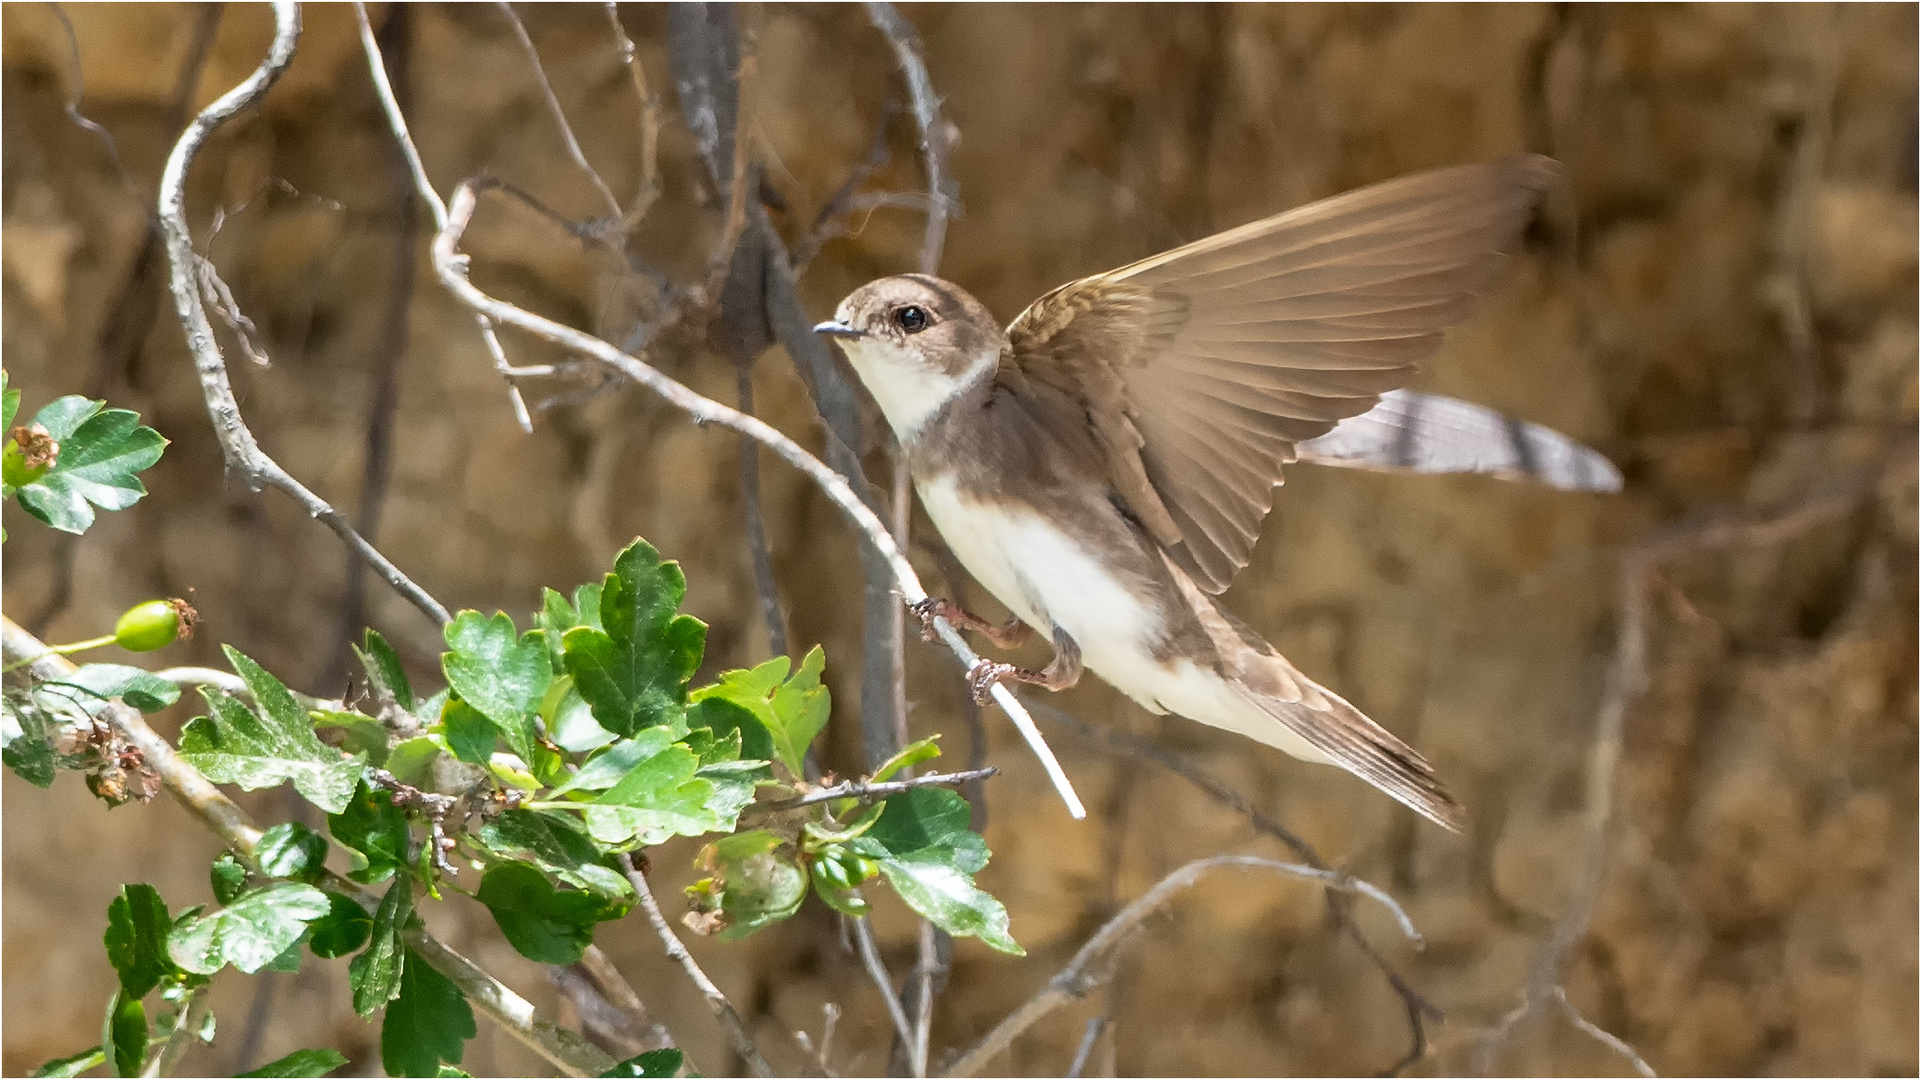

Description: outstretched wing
[1004,156,1560,592]
[1296,389,1622,492]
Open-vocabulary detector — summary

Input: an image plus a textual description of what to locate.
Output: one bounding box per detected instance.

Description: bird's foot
[912,597,955,643]
[966,658,1018,704]
[915,597,1032,648]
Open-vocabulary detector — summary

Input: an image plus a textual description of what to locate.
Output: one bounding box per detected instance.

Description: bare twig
[853,917,920,1071]
[551,965,646,1062]
[353,0,535,433]
[862,1,956,273]
[577,944,676,1052]
[602,2,662,228]
[495,2,624,224]
[733,326,790,659]
[157,1,450,627]
[943,855,1422,1077]
[142,984,211,1077]
[1,617,616,1078]
[45,1,130,186]
[1065,1016,1108,1080]
[617,853,774,1079]
[746,768,997,816]
[790,99,898,273]
[432,178,1086,819]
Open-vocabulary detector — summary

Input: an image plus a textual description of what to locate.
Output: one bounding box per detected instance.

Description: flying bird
[815,155,1613,831]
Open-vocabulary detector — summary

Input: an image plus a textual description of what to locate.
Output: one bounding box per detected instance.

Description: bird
[813,155,1605,831]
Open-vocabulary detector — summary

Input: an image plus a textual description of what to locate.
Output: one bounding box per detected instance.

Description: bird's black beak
[812,319,865,339]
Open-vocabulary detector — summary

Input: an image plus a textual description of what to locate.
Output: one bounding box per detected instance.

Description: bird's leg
[967,627,1081,704]
[912,596,1032,648]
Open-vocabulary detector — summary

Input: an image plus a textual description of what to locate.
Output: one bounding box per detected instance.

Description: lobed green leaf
[168,883,331,975]
[103,884,176,999]
[380,949,474,1078]
[475,862,627,966]
[237,1047,350,1078]
[561,539,706,737]
[442,611,548,761]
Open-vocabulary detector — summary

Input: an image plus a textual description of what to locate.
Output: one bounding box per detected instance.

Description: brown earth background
[3,3,1916,1076]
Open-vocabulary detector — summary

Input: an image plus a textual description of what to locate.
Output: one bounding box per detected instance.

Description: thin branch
[353,1,534,433]
[853,917,919,1071]
[862,1,955,274]
[142,984,210,1077]
[45,1,130,187]
[1,616,616,1078]
[943,855,1422,1078]
[577,944,676,1052]
[1555,987,1656,1078]
[432,178,1086,819]
[156,1,450,627]
[1065,1016,1108,1080]
[745,768,997,816]
[495,1,624,223]
[790,100,899,272]
[617,853,774,1079]
[602,2,662,228]
[735,354,790,659]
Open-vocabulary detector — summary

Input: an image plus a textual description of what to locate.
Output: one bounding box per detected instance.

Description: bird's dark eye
[895,305,929,334]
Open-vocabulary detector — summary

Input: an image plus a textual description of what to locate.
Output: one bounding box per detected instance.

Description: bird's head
[814,274,1003,441]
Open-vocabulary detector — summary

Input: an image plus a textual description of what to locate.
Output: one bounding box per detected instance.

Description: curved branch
[430,178,1087,821]
[942,855,1421,1077]
[156,1,450,626]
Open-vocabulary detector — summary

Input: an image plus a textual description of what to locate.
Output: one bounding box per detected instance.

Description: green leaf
[2,693,58,786]
[691,647,828,776]
[14,397,166,534]
[384,736,442,787]
[697,830,806,939]
[104,884,177,998]
[602,1048,684,1078]
[476,862,627,965]
[545,727,675,799]
[307,893,373,959]
[561,539,706,737]
[103,991,147,1078]
[439,700,497,766]
[350,878,412,1016]
[177,649,363,815]
[536,585,603,671]
[685,696,772,763]
[168,883,332,975]
[442,611,548,761]
[870,737,941,784]
[476,809,633,901]
[210,855,249,905]
[697,758,772,825]
[312,710,392,766]
[327,779,411,885]
[572,736,725,847]
[848,787,1020,955]
[546,678,616,754]
[29,1046,104,1078]
[381,950,474,1078]
[2,370,18,433]
[355,629,414,713]
[47,664,181,713]
[237,1047,350,1078]
[257,822,330,884]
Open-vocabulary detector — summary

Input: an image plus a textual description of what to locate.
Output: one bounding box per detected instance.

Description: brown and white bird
[815,156,1610,831]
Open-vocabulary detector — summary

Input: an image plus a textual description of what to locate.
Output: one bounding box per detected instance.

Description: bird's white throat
[838,337,994,442]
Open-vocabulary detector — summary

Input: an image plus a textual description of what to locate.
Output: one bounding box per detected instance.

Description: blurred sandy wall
[2,4,1914,1075]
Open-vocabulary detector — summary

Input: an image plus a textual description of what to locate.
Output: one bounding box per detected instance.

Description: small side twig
[617,853,774,1079]
[353,0,535,434]
[1065,1016,1109,1080]
[602,1,662,228]
[862,1,956,273]
[745,768,997,817]
[495,1,624,224]
[141,984,211,1077]
[157,1,450,628]
[943,855,1422,1077]
[853,917,919,1070]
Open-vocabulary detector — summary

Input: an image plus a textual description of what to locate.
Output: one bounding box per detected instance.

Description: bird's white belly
[916,474,1332,764]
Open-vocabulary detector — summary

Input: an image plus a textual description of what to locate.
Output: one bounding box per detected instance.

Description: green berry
[810,853,855,894]
[114,600,182,652]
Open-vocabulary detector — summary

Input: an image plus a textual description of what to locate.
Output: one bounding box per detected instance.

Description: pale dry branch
[1,616,616,1078]
[602,2,662,228]
[863,1,956,274]
[944,855,1421,1077]
[353,1,535,433]
[854,917,920,1073]
[1065,1016,1108,1080]
[617,853,774,1078]
[496,2,625,224]
[578,944,676,1053]
[157,1,450,627]
[432,177,1087,819]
